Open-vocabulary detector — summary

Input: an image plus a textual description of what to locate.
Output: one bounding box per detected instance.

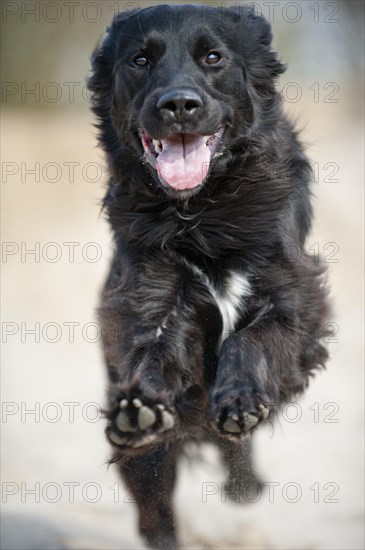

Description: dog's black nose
[157,89,203,121]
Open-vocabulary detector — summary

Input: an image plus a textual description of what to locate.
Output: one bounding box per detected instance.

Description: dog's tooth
[152,139,162,153]
[156,404,165,411]
[161,410,175,431]
[138,406,156,430]
[223,418,241,433]
[132,398,142,408]
[109,431,127,446]
[119,399,128,409]
[116,410,135,432]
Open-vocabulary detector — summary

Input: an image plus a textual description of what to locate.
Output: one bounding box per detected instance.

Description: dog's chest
[208,271,251,342]
[186,260,251,342]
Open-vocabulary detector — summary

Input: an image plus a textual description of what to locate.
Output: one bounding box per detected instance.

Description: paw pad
[138,406,156,430]
[223,418,241,433]
[107,396,176,449]
[221,404,270,435]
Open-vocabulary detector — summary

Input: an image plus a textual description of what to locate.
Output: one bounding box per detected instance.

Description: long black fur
[88,4,330,549]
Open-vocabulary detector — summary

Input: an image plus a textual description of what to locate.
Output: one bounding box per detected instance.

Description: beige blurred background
[1,1,364,549]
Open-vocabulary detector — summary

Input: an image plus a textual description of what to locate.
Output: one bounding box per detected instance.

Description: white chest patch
[181,259,251,345]
[208,271,251,343]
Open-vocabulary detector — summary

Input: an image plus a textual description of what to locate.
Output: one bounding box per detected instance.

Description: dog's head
[88,4,285,199]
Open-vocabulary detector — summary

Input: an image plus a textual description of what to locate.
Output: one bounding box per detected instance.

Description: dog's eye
[133,55,149,67]
[205,51,222,65]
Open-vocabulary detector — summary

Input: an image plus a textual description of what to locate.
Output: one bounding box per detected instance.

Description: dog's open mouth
[140,127,224,191]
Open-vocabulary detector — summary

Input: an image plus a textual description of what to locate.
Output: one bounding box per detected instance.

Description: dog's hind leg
[218,437,264,504]
[118,443,180,550]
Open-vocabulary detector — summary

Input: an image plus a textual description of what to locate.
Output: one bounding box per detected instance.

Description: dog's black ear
[87,10,137,158]
[88,9,137,96]
[227,5,286,78]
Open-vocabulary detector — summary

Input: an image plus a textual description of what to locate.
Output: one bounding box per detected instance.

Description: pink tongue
[156,134,211,190]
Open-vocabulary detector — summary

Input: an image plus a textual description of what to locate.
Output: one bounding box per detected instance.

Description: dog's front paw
[106,389,176,450]
[209,382,270,439]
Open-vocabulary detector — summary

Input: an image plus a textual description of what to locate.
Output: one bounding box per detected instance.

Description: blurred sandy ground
[1,1,364,549]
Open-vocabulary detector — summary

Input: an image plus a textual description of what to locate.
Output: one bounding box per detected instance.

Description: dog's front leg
[100,263,206,452]
[209,312,304,438]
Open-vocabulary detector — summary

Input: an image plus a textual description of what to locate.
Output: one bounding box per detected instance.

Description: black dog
[88,4,329,549]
